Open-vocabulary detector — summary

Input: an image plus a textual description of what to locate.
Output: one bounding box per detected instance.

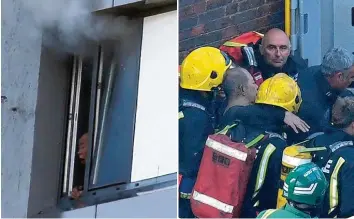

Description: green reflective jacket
[257,204,313,218]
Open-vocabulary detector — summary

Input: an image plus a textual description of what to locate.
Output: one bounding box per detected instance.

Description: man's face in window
[78,133,88,164]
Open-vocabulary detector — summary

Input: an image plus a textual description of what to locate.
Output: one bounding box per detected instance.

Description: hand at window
[71,186,83,200]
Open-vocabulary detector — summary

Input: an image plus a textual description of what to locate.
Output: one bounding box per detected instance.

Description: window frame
[57,3,177,211]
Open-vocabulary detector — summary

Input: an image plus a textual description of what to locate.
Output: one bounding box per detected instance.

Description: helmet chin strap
[210,87,219,130]
[289,201,320,217]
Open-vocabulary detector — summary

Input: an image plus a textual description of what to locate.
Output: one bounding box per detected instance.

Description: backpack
[190,121,283,218]
[219,31,265,86]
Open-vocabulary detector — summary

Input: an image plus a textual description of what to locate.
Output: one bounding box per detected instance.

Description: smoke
[21,0,134,56]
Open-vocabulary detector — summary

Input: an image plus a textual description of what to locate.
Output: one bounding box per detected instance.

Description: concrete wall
[1,0,42,217]
[179,0,285,62]
[27,47,71,217]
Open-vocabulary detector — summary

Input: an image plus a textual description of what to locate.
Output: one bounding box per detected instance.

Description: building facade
[1,0,177,217]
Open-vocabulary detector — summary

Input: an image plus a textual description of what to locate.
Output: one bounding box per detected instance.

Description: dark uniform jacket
[312,129,354,218]
[287,66,354,144]
[219,104,288,218]
[179,89,213,180]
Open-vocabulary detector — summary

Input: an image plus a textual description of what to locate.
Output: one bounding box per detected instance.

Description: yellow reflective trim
[223,41,247,47]
[328,157,345,215]
[216,123,237,135]
[245,134,265,148]
[180,192,191,199]
[253,144,276,200]
[178,111,184,119]
[261,209,276,219]
[254,200,259,207]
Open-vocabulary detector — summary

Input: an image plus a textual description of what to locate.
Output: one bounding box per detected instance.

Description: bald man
[251,28,306,81]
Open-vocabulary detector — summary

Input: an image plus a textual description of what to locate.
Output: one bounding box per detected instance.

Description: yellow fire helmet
[180,47,232,91]
[255,73,302,113]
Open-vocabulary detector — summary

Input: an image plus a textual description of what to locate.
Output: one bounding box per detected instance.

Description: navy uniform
[288,66,354,144]
[312,129,354,218]
[219,74,302,217]
[179,90,213,218]
[178,47,232,218]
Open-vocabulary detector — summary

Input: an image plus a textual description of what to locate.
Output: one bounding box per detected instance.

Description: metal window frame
[57,4,177,211]
[59,173,176,211]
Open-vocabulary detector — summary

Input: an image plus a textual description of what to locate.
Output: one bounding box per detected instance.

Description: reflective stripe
[293,183,318,195]
[253,144,276,199]
[261,209,276,219]
[253,31,264,37]
[182,101,206,111]
[180,192,191,199]
[223,41,247,47]
[283,182,288,191]
[245,134,265,148]
[330,141,353,152]
[282,154,312,167]
[192,190,234,214]
[328,157,345,215]
[254,200,259,207]
[206,137,248,161]
[178,111,184,119]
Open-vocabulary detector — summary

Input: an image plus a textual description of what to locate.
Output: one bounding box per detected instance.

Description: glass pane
[89,37,142,188]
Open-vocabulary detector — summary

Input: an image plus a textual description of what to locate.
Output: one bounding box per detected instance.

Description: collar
[254,50,299,80]
[284,204,312,218]
[314,70,341,104]
[325,128,354,142]
[179,88,210,109]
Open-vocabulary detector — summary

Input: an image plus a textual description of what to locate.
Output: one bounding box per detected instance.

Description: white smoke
[21,0,134,55]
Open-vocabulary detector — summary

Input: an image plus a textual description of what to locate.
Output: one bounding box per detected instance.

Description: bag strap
[216,122,266,148]
[245,134,265,148]
[216,123,238,135]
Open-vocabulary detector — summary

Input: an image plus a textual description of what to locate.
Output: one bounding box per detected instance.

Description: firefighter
[220,67,310,134]
[234,28,305,82]
[255,28,307,81]
[310,96,354,218]
[288,47,354,144]
[178,47,232,218]
[257,162,328,218]
[218,73,303,217]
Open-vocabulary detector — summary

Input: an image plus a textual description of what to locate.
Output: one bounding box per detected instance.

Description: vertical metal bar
[68,57,83,194]
[62,58,78,194]
[290,0,298,55]
[92,56,117,185]
[93,49,104,153]
[299,0,305,58]
[84,46,101,192]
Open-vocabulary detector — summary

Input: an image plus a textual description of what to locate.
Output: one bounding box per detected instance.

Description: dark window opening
[352,7,354,26]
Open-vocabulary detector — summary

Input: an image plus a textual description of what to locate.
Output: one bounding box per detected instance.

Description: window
[58,10,177,210]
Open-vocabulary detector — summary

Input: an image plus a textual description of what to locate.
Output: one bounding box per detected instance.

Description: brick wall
[179,0,285,63]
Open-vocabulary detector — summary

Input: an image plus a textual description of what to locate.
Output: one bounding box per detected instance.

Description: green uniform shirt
[257,204,312,218]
